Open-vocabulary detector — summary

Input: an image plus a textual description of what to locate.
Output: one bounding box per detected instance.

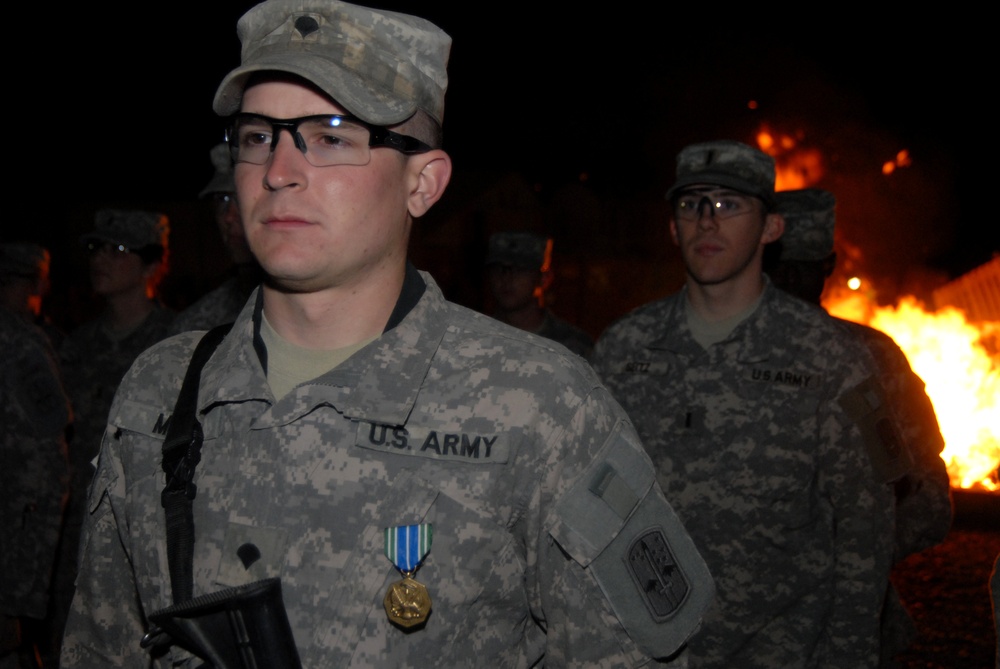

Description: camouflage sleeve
[534,387,712,666]
[889,366,952,560]
[59,426,152,667]
[0,332,70,620]
[817,373,896,667]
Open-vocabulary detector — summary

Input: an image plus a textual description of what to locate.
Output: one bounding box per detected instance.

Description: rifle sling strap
[160,323,233,605]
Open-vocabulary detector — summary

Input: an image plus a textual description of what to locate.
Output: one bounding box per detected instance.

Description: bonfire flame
[825,286,1000,491]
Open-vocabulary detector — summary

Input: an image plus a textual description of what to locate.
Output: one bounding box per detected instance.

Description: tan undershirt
[260,314,377,400]
[685,291,764,350]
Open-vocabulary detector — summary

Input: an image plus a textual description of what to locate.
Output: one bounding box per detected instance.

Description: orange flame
[825,286,1000,491]
[756,128,823,190]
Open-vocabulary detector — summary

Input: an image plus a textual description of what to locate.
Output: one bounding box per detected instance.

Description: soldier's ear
[407,150,452,218]
[762,213,784,245]
[669,219,680,246]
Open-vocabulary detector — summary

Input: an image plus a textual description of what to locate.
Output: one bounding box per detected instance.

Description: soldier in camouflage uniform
[0,242,65,350]
[591,141,899,668]
[54,209,174,662]
[0,307,70,669]
[769,188,953,666]
[485,231,594,357]
[167,143,263,335]
[61,1,714,666]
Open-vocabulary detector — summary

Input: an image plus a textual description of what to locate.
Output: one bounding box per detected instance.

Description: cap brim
[213,55,417,126]
[666,173,776,208]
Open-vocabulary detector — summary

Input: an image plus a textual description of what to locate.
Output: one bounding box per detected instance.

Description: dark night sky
[16,3,995,313]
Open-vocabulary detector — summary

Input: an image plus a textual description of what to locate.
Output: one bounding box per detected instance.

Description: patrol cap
[199,143,236,199]
[665,140,776,208]
[82,209,170,252]
[213,0,452,127]
[775,188,836,261]
[486,232,552,272]
[0,242,50,280]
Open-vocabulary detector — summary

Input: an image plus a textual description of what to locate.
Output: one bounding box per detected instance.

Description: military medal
[383,524,433,627]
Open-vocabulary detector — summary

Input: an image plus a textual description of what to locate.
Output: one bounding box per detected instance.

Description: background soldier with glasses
[591,140,900,668]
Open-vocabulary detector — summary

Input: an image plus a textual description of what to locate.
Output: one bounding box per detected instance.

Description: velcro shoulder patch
[550,421,715,659]
[838,375,914,483]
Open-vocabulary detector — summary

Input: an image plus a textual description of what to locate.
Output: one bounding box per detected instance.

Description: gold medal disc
[384,576,432,627]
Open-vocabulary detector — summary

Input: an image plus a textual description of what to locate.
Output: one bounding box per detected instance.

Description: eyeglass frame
[85,240,164,264]
[224,113,434,167]
[670,188,763,223]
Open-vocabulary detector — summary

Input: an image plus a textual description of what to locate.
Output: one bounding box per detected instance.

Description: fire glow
[825,286,1000,491]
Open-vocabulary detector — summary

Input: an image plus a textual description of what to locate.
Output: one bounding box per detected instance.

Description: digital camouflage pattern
[59,305,176,486]
[486,232,551,269]
[838,320,951,560]
[0,242,49,280]
[664,140,777,207]
[82,210,169,252]
[591,282,896,668]
[774,188,952,558]
[0,307,70,621]
[167,278,254,336]
[774,189,837,262]
[535,310,594,358]
[198,143,236,199]
[62,272,713,667]
[213,0,451,125]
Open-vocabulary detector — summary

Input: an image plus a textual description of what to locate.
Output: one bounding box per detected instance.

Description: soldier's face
[487,264,540,311]
[88,244,152,298]
[669,188,783,288]
[234,79,417,294]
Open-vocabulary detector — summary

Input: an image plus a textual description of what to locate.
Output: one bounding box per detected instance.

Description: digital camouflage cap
[0,243,50,280]
[199,143,236,199]
[775,189,836,261]
[486,232,552,271]
[666,140,776,208]
[213,0,452,126]
[81,209,170,252]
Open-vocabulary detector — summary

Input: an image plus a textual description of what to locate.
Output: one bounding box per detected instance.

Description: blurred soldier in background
[0,243,64,349]
[485,231,593,357]
[53,209,174,663]
[592,140,898,667]
[168,143,262,335]
[768,187,952,666]
[0,307,70,669]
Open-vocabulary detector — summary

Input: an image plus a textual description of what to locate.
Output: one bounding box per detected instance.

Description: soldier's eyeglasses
[673,190,757,222]
[86,241,132,256]
[225,113,433,167]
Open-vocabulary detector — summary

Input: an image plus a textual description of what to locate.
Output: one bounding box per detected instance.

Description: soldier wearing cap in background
[0,242,65,350]
[54,209,174,664]
[591,140,899,667]
[168,143,264,335]
[485,230,594,357]
[768,187,952,667]
[61,1,714,666]
[0,305,70,669]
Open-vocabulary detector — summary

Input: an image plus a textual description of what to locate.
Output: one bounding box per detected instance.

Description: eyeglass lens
[229,114,376,168]
[674,191,755,221]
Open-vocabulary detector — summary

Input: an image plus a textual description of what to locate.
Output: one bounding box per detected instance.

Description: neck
[104,287,154,332]
[261,264,405,350]
[685,272,766,322]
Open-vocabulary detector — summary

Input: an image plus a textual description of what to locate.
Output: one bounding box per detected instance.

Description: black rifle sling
[160,323,233,605]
